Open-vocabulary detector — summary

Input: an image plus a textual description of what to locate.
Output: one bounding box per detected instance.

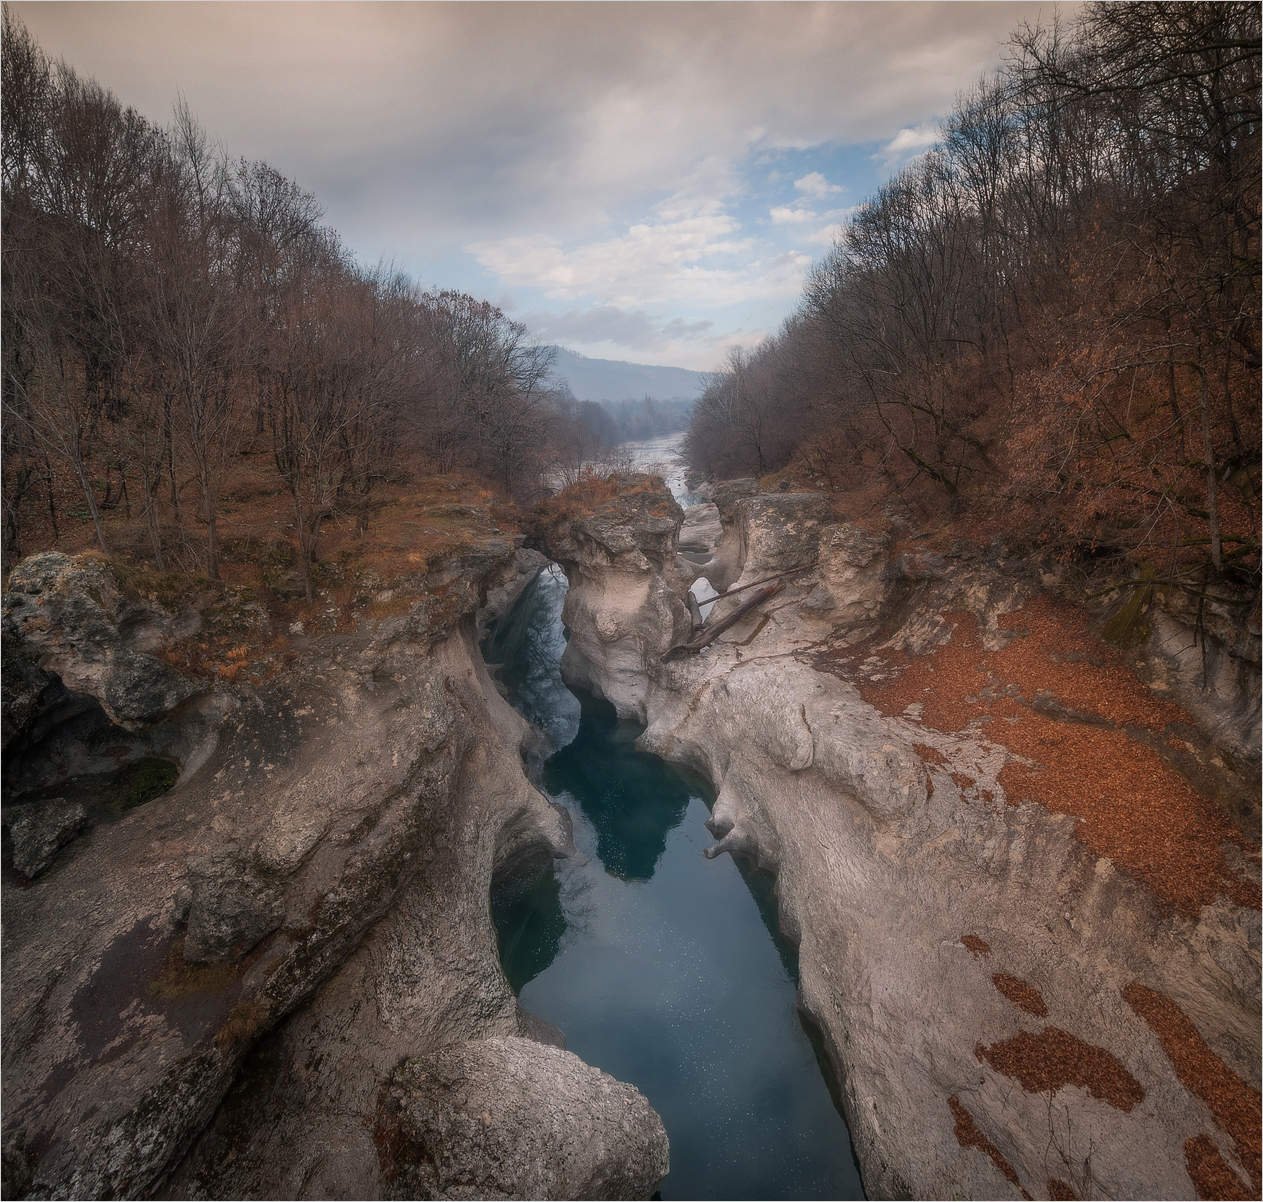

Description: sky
[13,2,1071,371]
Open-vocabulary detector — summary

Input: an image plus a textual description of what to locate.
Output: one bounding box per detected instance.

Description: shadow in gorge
[492,867,566,993]
[544,694,691,881]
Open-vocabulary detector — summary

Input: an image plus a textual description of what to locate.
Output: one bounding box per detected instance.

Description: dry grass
[961,934,991,958]
[534,471,675,525]
[913,742,948,766]
[992,973,1048,1017]
[948,1094,1030,1198]
[1185,1134,1253,1200]
[14,447,523,682]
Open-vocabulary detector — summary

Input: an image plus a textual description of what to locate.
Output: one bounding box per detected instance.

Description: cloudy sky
[14,2,1069,370]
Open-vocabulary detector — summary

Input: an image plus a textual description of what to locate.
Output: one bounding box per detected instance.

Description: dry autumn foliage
[686,2,1259,619]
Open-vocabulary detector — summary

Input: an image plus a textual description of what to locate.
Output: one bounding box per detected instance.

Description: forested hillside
[0,9,574,597]
[687,2,1260,607]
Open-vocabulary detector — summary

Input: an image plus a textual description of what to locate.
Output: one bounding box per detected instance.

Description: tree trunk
[1197,368,1223,574]
[72,455,109,554]
[201,473,220,579]
[144,474,166,570]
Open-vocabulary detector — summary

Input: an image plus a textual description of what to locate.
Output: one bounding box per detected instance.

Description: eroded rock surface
[376,1036,670,1200]
[533,481,690,721]
[537,474,1262,1201]
[5,798,87,879]
[2,533,665,1200]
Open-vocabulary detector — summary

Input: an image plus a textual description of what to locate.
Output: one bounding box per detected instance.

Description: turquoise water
[487,568,864,1201]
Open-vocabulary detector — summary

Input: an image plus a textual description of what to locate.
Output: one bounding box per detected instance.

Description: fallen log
[665,581,784,657]
[701,561,815,605]
[686,590,705,631]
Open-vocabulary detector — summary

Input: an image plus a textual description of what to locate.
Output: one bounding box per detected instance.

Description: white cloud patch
[521,305,714,352]
[877,122,940,169]
[769,205,818,225]
[804,205,862,246]
[794,171,844,199]
[471,197,810,310]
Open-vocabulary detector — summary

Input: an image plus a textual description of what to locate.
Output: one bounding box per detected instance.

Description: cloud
[876,123,941,169]
[804,205,862,246]
[470,196,810,310]
[769,205,818,225]
[14,2,1044,246]
[794,171,844,198]
[520,305,714,352]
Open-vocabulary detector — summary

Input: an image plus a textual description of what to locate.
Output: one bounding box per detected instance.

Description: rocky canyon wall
[536,477,1261,1202]
[1,533,667,1200]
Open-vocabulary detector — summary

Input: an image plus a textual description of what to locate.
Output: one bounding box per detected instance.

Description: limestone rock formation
[377,1036,670,1200]
[3,552,203,731]
[533,482,691,721]
[537,473,1261,1202]
[1,529,666,1201]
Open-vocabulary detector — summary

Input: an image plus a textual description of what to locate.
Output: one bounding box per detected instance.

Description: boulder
[2,552,201,733]
[5,799,88,878]
[376,1036,669,1200]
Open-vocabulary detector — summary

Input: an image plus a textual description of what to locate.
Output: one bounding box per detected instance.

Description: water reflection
[545,696,691,881]
[492,868,566,993]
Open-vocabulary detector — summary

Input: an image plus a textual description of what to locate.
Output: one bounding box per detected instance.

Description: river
[485,525,865,1199]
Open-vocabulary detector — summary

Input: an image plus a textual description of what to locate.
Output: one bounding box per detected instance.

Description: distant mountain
[547,346,709,405]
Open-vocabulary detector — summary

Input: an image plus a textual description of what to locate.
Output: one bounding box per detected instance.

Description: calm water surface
[487,567,865,1200]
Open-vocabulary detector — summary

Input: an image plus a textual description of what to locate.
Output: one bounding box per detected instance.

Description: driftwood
[666,581,784,657]
[699,561,815,605]
[686,591,705,630]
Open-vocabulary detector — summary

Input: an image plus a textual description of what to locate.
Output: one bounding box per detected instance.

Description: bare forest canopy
[686,2,1261,603]
[4,2,1259,616]
[0,7,597,597]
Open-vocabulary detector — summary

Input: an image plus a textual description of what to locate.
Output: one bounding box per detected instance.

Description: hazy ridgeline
[687,2,1260,597]
[0,7,622,589]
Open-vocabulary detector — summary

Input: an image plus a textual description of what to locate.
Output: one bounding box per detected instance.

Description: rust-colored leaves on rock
[854,599,1258,914]
[996,712,1258,915]
[1125,982,1261,1191]
[992,973,1048,1017]
[1048,1178,1079,1199]
[914,742,948,765]
[948,1095,1030,1198]
[976,1026,1143,1112]
[962,934,991,958]
[1185,1134,1253,1200]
